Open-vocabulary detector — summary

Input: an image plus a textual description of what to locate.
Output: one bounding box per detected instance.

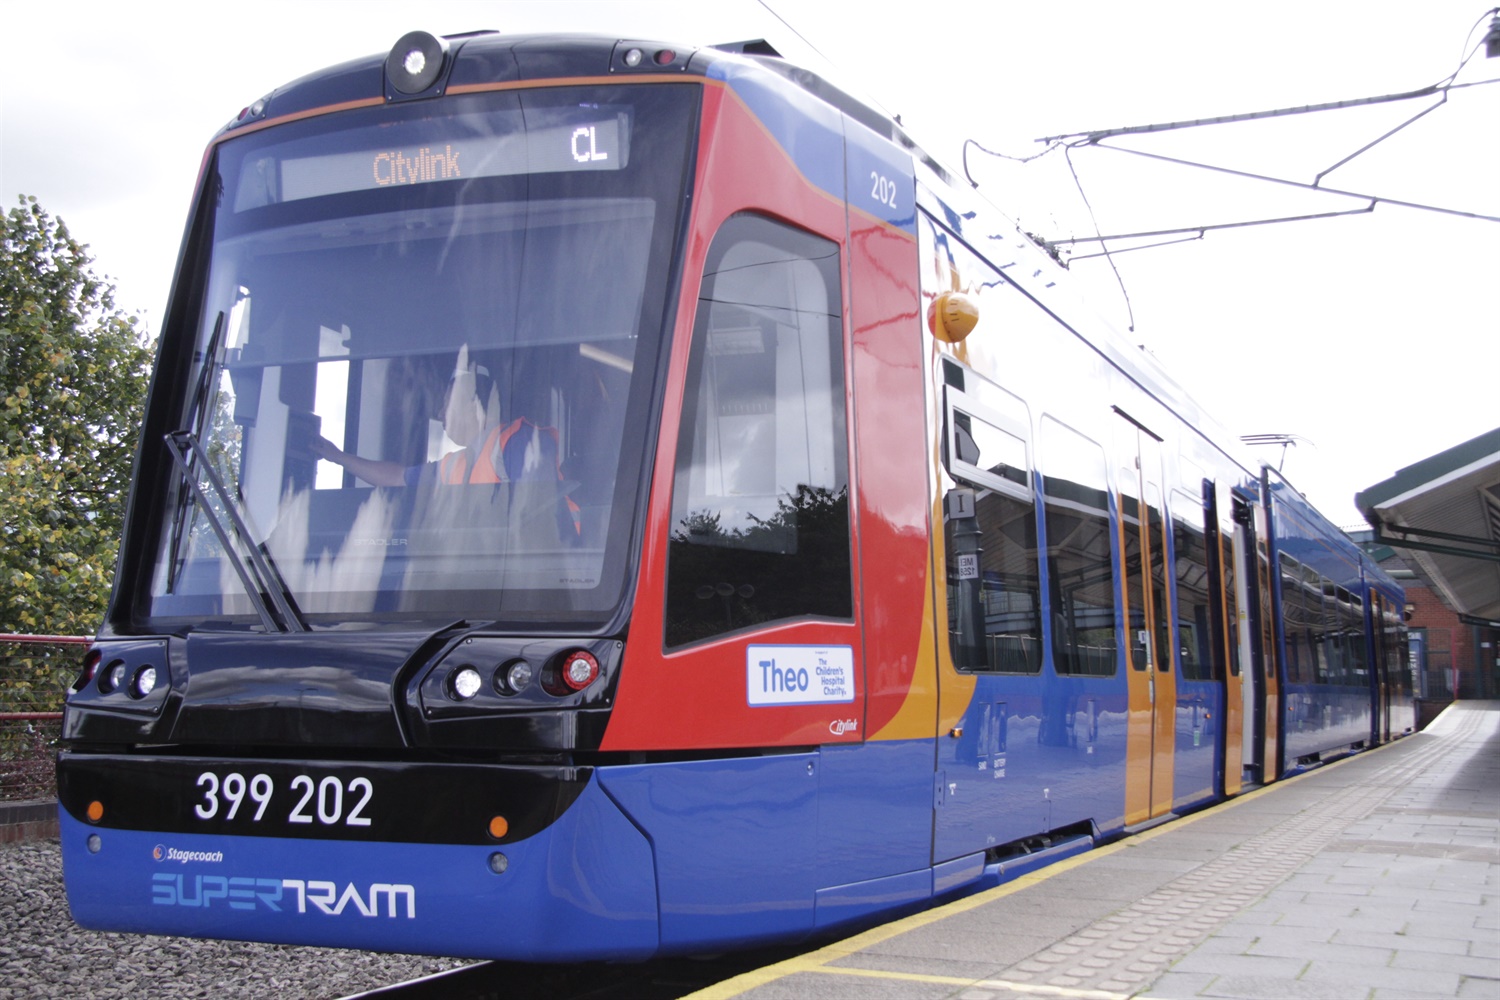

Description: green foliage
[0,195,155,638]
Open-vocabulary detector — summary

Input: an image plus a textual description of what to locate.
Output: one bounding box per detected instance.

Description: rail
[1,634,91,801]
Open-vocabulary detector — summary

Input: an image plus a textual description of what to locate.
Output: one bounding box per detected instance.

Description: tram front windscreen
[144,84,698,627]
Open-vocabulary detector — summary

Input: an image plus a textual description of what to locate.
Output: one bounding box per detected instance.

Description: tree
[0,195,155,637]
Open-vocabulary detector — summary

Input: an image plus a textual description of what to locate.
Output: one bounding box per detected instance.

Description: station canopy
[1356,427,1500,624]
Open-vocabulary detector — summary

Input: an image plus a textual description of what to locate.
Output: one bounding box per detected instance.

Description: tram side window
[1171,491,1216,681]
[943,376,1042,674]
[1330,586,1366,687]
[1383,607,1409,695]
[1040,417,1117,676]
[1319,582,1343,685]
[1278,556,1326,686]
[1310,579,1361,687]
[665,215,851,649]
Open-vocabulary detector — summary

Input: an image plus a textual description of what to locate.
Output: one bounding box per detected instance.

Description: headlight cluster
[96,658,161,700]
[444,656,553,701]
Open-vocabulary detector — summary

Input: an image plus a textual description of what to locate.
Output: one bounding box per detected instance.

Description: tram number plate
[191,770,374,828]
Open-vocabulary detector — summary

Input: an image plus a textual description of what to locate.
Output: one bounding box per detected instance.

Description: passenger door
[1240,497,1283,784]
[933,374,1046,862]
[1214,486,1246,796]
[1116,411,1175,824]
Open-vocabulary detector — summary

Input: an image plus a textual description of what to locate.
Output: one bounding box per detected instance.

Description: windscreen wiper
[165,312,225,593]
[164,429,307,633]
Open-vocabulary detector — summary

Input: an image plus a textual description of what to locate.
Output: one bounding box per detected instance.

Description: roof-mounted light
[615,41,688,72]
[386,31,448,95]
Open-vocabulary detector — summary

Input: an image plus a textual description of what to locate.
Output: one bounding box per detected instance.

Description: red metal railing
[1,634,92,801]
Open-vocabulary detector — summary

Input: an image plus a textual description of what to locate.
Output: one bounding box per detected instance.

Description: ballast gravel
[0,838,470,999]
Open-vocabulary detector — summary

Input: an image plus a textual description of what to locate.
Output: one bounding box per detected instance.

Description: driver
[310,349,576,500]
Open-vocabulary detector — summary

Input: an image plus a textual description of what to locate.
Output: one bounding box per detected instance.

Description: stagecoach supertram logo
[151,873,416,919]
[149,845,414,918]
[154,843,223,864]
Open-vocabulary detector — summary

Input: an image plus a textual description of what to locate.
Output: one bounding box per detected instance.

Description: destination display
[237,109,630,209]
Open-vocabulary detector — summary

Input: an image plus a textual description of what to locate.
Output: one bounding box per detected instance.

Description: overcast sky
[3,0,1497,528]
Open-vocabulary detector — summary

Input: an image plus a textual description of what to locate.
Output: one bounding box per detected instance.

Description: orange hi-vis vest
[440,418,533,485]
[437,419,581,534]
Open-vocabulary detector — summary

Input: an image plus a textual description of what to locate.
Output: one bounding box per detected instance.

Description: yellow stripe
[810,964,1135,998]
[683,739,1393,1000]
[808,966,971,986]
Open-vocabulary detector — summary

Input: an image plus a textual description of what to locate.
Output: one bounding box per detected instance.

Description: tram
[58,31,1414,961]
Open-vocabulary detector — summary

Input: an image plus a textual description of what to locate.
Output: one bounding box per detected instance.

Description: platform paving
[690,701,1500,1000]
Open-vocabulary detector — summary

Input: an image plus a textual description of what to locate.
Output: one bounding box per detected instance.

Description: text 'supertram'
[59,31,1414,960]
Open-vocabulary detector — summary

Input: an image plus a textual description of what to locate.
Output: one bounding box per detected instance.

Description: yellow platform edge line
[681,736,1406,1000]
[807,965,1133,999]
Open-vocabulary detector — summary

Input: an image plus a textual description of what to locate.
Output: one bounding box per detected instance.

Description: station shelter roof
[1356,427,1500,624]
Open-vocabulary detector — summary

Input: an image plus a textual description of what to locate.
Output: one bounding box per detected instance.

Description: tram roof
[221,29,1267,514]
[1356,427,1500,623]
[218,33,919,146]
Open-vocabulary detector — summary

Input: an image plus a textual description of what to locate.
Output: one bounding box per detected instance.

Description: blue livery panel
[61,778,659,961]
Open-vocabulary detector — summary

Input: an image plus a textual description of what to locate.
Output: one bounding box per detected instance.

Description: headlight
[450,666,483,700]
[498,659,533,695]
[100,661,127,694]
[130,666,158,699]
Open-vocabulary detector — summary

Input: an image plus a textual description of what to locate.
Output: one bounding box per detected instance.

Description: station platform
[690,701,1500,1000]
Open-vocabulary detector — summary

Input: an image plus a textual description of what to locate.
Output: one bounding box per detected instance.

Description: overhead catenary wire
[1063,145,1135,332]
[963,10,1500,280]
[1054,201,1378,253]
[1074,139,1500,225]
[1028,32,1500,229]
[951,9,1500,342]
[1037,6,1500,148]
[1034,75,1499,147]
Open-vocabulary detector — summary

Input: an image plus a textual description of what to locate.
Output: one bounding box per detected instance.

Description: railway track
[344,944,811,1000]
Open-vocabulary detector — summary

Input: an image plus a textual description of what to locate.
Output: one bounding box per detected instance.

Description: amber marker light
[928,290,980,343]
[488,815,510,839]
[86,801,104,823]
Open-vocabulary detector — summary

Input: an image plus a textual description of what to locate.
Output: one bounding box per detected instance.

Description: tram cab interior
[154,192,664,624]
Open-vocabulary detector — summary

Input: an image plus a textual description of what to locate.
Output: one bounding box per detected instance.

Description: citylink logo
[153,844,225,864]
